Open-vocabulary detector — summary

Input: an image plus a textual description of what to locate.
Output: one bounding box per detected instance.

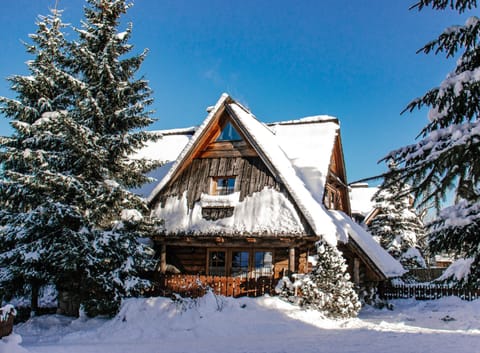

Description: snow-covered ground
[3,294,479,353]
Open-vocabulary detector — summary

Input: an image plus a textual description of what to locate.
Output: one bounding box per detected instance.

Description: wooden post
[289,247,295,274]
[160,244,167,274]
[353,257,360,286]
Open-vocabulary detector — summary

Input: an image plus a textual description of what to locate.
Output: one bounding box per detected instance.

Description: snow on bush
[0,333,29,353]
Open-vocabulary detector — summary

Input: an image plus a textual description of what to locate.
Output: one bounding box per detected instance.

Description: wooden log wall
[157,157,280,209]
[167,246,207,275]
[167,246,307,280]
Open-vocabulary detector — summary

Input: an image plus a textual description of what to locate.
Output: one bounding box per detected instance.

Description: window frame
[206,248,275,278]
[210,176,236,196]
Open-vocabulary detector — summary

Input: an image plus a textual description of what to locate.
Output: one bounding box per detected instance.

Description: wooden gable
[324,133,352,215]
[149,103,314,234]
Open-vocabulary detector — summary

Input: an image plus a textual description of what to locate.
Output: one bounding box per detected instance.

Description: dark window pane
[231,251,249,277]
[217,122,241,141]
[209,251,226,276]
[254,251,273,277]
[214,177,235,195]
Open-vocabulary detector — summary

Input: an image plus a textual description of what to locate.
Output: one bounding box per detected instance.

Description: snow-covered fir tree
[384,0,479,287]
[0,0,159,316]
[298,241,361,319]
[0,9,84,314]
[368,163,426,270]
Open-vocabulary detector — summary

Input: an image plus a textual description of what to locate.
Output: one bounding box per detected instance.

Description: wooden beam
[152,236,318,248]
[160,244,167,274]
[289,247,296,274]
[354,257,360,285]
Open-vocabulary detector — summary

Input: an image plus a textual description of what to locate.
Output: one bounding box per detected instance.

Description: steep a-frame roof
[140,93,405,278]
[147,93,339,246]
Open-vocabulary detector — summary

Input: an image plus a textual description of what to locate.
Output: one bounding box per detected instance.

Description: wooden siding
[325,134,351,215]
[158,156,280,207]
[163,245,312,280]
[167,246,207,275]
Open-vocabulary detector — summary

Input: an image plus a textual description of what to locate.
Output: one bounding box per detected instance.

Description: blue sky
[0,0,473,183]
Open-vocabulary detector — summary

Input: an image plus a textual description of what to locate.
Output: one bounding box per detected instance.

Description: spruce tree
[299,241,361,318]
[0,0,158,316]
[384,0,479,286]
[369,164,426,270]
[57,0,158,316]
[0,9,84,314]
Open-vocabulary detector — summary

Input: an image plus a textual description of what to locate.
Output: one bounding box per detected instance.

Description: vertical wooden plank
[240,158,252,201]
[289,247,295,274]
[160,244,167,274]
[209,158,220,176]
[353,258,360,286]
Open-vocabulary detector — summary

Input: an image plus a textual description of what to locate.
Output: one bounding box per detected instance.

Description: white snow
[0,333,28,353]
[8,294,480,353]
[349,183,379,217]
[153,188,305,235]
[328,210,406,277]
[120,209,143,222]
[131,129,193,198]
[229,102,338,245]
[436,258,474,283]
[199,192,240,208]
[0,304,16,321]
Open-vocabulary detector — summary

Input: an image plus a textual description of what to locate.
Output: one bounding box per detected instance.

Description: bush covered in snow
[279,241,361,318]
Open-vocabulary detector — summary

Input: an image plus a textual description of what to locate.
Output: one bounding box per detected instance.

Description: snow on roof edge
[228,103,339,246]
[269,115,339,126]
[328,210,406,278]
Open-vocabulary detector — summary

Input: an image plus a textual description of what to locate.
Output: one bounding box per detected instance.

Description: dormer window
[216,122,241,141]
[212,176,236,195]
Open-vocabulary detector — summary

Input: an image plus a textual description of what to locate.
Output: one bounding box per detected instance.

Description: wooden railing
[153,274,278,298]
[381,284,480,301]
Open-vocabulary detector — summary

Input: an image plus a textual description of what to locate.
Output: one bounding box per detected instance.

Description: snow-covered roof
[349,183,378,217]
[228,102,339,245]
[328,210,406,278]
[130,128,195,198]
[138,93,404,278]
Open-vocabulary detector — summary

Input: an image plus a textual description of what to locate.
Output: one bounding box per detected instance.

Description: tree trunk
[30,282,39,316]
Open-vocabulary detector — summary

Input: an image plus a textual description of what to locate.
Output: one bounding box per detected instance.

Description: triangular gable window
[216,122,242,141]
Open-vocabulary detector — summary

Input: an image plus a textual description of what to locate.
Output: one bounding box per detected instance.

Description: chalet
[136,94,405,295]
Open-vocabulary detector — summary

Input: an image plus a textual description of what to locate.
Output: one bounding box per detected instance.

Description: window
[216,122,242,141]
[212,177,235,195]
[254,251,273,277]
[231,251,249,277]
[208,251,226,276]
[206,249,274,278]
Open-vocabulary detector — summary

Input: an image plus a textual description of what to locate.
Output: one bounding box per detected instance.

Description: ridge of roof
[269,115,339,126]
[147,127,197,136]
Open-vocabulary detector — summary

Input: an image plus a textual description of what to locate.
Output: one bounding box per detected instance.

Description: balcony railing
[153,274,278,298]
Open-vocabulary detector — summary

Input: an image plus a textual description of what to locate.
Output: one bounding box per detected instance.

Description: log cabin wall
[338,242,384,286]
[324,135,351,215]
[157,156,279,209]
[165,244,312,280]
[154,153,313,233]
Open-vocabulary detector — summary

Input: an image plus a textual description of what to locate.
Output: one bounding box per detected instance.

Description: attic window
[216,122,241,141]
[212,177,236,195]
